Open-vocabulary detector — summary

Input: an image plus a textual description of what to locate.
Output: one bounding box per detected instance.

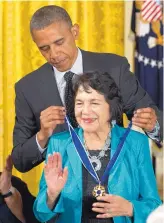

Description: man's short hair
[30,5,72,33]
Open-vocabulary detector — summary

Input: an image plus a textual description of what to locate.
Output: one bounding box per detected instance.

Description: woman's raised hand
[44,152,68,201]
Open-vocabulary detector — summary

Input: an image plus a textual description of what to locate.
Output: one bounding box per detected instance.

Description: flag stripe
[152,7,162,20]
[141,0,162,22]
[150,9,160,21]
[145,5,159,20]
[142,1,156,16]
[149,6,161,21]
[143,4,158,20]
[142,0,152,11]
[152,10,162,21]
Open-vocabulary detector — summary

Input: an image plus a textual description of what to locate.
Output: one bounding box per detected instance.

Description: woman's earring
[111,120,116,127]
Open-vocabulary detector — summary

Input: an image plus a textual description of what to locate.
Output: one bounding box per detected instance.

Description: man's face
[32,21,79,72]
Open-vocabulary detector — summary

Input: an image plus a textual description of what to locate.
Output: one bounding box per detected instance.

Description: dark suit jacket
[12,50,162,172]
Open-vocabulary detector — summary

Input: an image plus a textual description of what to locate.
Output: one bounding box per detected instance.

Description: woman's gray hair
[30,5,72,33]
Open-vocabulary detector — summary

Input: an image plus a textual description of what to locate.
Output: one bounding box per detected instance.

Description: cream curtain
[0,1,124,195]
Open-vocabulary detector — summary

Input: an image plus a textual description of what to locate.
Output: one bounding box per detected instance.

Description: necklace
[84,133,111,172]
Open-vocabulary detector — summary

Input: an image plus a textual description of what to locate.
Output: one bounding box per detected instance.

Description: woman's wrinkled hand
[92,194,133,218]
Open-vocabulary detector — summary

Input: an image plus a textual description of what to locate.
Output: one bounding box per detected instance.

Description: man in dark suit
[12,5,162,173]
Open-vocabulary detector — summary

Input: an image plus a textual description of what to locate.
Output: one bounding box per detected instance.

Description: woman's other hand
[92,194,133,218]
[45,152,68,202]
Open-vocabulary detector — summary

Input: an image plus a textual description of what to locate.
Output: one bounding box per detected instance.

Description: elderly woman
[33,71,161,223]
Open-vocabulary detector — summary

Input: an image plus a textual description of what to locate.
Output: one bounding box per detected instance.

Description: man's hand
[132,107,157,132]
[0,155,13,194]
[37,106,66,148]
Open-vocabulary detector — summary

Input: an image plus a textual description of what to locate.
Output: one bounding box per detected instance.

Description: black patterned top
[81,150,114,223]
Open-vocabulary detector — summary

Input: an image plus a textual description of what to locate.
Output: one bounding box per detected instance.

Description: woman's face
[74,86,110,132]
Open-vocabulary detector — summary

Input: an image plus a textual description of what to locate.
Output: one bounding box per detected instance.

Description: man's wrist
[37,131,48,141]
[37,131,49,148]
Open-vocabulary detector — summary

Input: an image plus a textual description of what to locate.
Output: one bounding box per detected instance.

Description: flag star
[144,57,149,66]
[150,59,157,68]
[138,54,144,62]
[158,61,163,69]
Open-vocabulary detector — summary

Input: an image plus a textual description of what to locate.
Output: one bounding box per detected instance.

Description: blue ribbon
[66,116,132,185]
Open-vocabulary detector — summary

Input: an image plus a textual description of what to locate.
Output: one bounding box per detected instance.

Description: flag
[141,0,162,22]
[130,0,163,111]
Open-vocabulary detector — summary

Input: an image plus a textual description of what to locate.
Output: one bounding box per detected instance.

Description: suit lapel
[39,63,63,107]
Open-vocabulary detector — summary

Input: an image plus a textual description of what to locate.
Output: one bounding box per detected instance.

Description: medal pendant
[92,184,105,197]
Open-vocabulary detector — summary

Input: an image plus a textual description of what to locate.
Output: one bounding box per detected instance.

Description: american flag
[141,0,162,22]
